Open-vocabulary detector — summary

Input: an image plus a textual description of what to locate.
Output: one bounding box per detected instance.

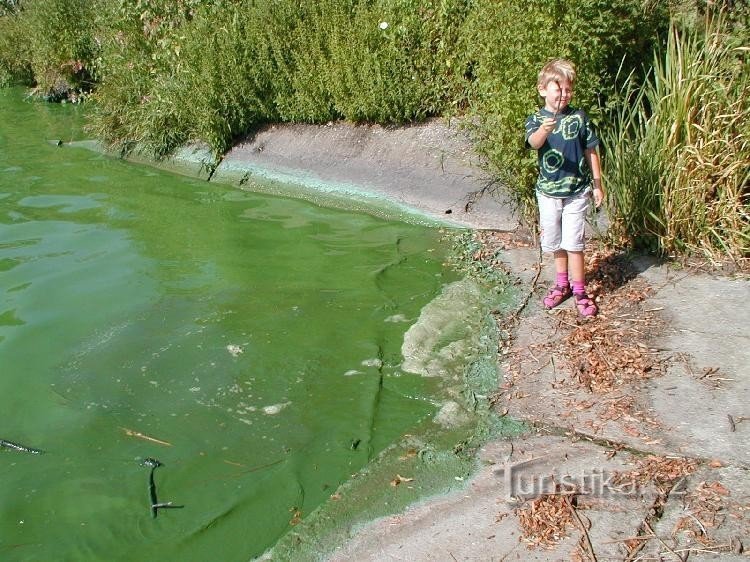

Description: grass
[601,14,750,263]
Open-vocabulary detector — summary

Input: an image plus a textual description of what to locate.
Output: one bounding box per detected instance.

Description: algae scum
[0,89,516,560]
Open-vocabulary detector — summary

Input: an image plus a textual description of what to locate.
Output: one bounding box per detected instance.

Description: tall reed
[602,15,749,262]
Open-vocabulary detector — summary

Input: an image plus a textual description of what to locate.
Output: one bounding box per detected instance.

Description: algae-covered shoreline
[68,116,519,232]
[67,119,529,560]
[261,274,525,561]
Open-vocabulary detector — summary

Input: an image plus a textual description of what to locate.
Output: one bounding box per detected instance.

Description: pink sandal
[543,285,572,309]
[574,293,598,318]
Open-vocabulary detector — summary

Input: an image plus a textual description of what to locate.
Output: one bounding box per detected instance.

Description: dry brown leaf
[390,474,414,487]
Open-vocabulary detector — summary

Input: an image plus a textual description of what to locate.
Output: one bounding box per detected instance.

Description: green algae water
[0,89,512,561]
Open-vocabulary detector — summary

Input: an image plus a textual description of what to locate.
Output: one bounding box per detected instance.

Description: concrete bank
[81,118,518,231]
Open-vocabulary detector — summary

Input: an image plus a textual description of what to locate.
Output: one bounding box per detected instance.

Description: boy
[525,59,604,317]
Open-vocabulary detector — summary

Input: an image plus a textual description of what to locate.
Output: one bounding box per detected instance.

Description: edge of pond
[63,117,520,232]
[63,124,527,561]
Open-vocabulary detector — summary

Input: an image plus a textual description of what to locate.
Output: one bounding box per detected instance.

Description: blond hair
[537,59,576,88]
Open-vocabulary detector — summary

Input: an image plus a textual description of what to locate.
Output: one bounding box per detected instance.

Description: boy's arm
[585,147,604,207]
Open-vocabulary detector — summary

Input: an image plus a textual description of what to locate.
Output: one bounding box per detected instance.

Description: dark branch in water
[0,439,43,454]
[141,458,184,518]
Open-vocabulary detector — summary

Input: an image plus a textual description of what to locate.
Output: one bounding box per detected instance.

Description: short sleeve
[524,114,540,149]
[582,113,599,149]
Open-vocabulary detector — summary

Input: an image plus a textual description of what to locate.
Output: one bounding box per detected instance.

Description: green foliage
[462,0,669,219]
[321,0,470,123]
[87,0,213,156]
[88,0,471,158]
[601,14,750,262]
[21,0,101,97]
[0,7,32,86]
[171,3,280,155]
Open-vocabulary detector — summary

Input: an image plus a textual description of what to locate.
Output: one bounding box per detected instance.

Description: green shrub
[261,0,336,123]
[88,0,470,158]
[323,0,470,123]
[20,0,101,98]
[462,0,668,219]
[0,5,32,86]
[87,0,210,156]
[170,2,281,155]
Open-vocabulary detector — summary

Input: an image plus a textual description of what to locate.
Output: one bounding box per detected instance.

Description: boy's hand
[593,185,604,207]
[541,117,556,133]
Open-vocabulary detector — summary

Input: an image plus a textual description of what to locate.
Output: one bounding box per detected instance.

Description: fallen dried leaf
[390,474,414,487]
[289,507,302,526]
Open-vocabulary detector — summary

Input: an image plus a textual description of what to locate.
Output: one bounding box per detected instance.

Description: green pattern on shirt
[525,106,599,198]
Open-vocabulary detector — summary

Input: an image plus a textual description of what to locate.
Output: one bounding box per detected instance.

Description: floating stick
[121,427,172,447]
[140,458,183,518]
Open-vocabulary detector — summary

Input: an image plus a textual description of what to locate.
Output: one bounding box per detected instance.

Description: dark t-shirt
[525,106,599,198]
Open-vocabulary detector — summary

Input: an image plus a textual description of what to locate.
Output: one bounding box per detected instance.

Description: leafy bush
[21,0,101,98]
[170,2,281,155]
[462,0,668,219]
[322,0,470,123]
[88,0,470,158]
[0,4,32,86]
[86,0,211,156]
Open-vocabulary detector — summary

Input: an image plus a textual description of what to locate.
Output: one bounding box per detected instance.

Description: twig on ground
[564,495,598,562]
[643,521,685,561]
[682,511,707,538]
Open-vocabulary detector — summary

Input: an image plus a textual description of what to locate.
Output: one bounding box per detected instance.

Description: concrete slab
[644,364,750,467]
[638,264,750,379]
[635,265,750,466]
[214,120,519,231]
[327,436,666,562]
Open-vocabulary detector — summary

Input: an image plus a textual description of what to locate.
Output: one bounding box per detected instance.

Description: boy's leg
[561,190,597,317]
[568,250,585,293]
[554,250,569,288]
[537,193,572,309]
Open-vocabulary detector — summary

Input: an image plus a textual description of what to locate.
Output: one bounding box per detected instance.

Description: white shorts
[537,188,591,252]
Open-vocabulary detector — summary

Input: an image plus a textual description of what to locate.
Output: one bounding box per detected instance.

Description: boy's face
[538,78,573,113]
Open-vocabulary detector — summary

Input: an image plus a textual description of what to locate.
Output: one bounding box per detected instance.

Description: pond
[0,88,510,560]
